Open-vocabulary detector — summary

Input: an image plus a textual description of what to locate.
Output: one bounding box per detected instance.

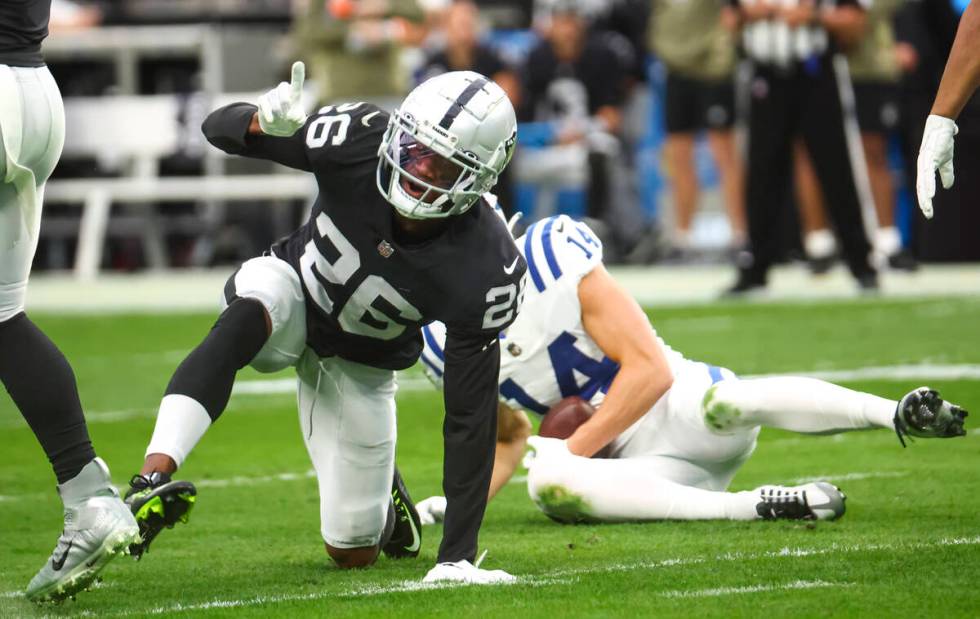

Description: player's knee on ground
[702,381,752,434]
[324,543,379,569]
[527,461,594,523]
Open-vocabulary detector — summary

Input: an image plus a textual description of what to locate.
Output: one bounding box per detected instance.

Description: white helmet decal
[377,71,518,219]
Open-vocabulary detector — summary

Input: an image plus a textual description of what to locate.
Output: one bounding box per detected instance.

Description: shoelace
[759,488,808,519]
[129,474,154,490]
[474,549,488,569]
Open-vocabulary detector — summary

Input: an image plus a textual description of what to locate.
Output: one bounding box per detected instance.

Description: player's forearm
[932,0,980,119]
[566,362,673,457]
[201,103,260,154]
[439,340,500,563]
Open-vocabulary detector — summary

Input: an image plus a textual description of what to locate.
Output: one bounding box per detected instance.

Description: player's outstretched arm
[424,331,514,584]
[201,61,312,171]
[438,332,500,563]
[916,0,980,218]
[565,265,674,458]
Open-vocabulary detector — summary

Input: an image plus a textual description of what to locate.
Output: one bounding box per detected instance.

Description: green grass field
[2,295,979,617]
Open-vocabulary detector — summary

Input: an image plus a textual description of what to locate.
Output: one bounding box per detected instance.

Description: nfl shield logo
[507,342,522,357]
[377,240,395,258]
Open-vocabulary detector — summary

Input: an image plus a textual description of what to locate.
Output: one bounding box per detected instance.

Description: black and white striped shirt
[736,0,867,68]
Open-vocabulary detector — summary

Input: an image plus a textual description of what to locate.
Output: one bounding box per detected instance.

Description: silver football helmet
[377,71,517,219]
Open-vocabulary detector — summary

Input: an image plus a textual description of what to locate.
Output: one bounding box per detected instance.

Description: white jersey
[420,215,687,415]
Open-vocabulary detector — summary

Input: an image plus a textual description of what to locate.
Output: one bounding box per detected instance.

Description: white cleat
[755,482,846,521]
[26,458,141,604]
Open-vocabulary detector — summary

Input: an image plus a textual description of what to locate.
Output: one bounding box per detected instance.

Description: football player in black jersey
[125,63,527,584]
[1,0,141,603]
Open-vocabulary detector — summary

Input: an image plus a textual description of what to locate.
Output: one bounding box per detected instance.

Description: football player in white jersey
[416,215,968,524]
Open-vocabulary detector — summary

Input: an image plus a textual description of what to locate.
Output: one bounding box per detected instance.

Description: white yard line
[3,363,973,430]
[225,363,980,399]
[63,536,980,616]
[789,471,908,485]
[196,470,316,488]
[0,471,318,504]
[660,579,849,599]
[745,364,980,382]
[4,536,978,615]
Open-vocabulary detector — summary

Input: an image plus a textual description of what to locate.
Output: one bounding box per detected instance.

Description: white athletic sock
[706,377,896,435]
[875,226,902,256]
[804,229,837,259]
[144,394,212,468]
[528,455,762,521]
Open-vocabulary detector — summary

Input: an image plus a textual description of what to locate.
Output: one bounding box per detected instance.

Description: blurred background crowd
[35,0,980,282]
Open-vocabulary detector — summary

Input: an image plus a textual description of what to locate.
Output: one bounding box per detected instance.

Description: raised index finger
[290,61,305,101]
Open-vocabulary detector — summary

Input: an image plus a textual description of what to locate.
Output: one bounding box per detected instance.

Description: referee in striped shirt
[725,0,879,294]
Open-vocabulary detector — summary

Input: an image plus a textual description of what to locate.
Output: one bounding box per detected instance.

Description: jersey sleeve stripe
[422,325,445,361]
[540,217,563,281]
[420,349,444,378]
[523,221,547,292]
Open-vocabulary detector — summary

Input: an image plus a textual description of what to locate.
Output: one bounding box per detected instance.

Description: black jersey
[202,100,526,563]
[0,0,50,67]
[203,101,525,371]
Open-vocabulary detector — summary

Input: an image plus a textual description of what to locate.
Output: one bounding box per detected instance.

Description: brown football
[539,396,595,439]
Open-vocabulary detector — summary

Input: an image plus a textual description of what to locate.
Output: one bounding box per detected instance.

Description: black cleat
[887,249,919,272]
[808,254,837,276]
[124,473,197,559]
[722,269,766,298]
[894,387,968,447]
[382,468,421,559]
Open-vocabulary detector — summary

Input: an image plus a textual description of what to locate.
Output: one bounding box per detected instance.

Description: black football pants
[744,55,876,280]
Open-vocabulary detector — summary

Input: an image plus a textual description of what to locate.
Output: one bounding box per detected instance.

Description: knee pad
[527,460,593,523]
[531,484,593,524]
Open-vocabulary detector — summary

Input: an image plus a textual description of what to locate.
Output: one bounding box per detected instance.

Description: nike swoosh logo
[399,504,421,553]
[362,111,380,127]
[52,540,74,571]
[503,256,520,275]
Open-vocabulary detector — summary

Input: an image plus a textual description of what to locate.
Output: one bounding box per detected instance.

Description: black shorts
[852,81,901,135]
[664,71,735,133]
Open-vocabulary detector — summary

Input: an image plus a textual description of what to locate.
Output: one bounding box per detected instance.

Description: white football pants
[528,361,897,521]
[0,64,65,322]
[233,256,397,548]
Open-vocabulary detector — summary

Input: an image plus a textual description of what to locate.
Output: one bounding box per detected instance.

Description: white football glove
[916,114,958,219]
[256,61,308,137]
[423,559,516,585]
[416,496,447,526]
[523,435,574,470]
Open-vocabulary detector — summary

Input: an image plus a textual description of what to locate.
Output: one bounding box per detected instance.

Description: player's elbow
[631,350,674,396]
